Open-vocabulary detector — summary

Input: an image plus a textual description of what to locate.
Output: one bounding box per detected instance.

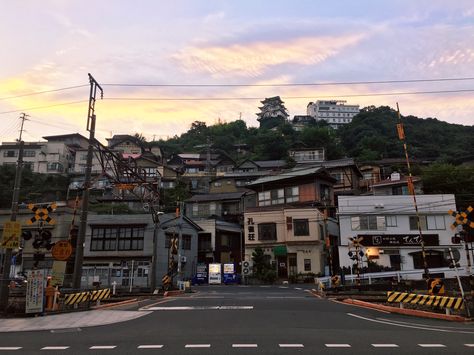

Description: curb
[163,290,185,297]
[342,298,471,322]
[91,298,139,310]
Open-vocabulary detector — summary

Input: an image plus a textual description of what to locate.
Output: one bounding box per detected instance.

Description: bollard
[399,302,404,309]
[112,281,117,296]
[446,308,451,316]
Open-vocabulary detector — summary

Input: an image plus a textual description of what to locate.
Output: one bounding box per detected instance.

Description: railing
[316,266,468,288]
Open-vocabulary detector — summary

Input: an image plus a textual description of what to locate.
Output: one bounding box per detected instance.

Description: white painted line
[232,344,258,348]
[372,344,399,348]
[279,344,304,348]
[144,306,253,311]
[418,344,446,348]
[279,286,288,289]
[90,346,117,350]
[259,285,270,288]
[185,344,211,348]
[347,313,474,334]
[41,347,70,350]
[294,287,302,290]
[138,345,164,349]
[325,344,351,348]
[0,348,22,351]
[465,344,474,347]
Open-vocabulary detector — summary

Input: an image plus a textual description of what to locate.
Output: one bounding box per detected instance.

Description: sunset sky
[1,0,473,143]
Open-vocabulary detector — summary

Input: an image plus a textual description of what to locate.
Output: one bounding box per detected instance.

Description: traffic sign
[27,203,56,225]
[1,221,21,249]
[51,240,73,261]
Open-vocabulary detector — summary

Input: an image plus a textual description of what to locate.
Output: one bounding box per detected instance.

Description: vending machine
[208,263,222,284]
[223,263,237,284]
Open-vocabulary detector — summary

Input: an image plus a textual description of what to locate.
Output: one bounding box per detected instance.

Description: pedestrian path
[0,342,472,351]
[0,310,151,332]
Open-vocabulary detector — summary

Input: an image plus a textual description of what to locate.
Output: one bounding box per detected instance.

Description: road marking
[41,347,70,350]
[372,344,399,348]
[279,286,288,289]
[465,344,474,347]
[185,344,211,348]
[90,346,117,350]
[418,344,446,348]
[139,298,176,310]
[294,287,302,290]
[144,306,253,311]
[232,344,258,348]
[325,344,351,347]
[279,344,304,348]
[138,345,164,349]
[332,299,389,313]
[347,313,474,334]
[259,285,271,288]
[0,348,22,351]
[377,317,474,330]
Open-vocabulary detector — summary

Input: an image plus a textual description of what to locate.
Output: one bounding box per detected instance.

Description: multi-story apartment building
[337,194,465,277]
[306,100,360,129]
[0,134,89,175]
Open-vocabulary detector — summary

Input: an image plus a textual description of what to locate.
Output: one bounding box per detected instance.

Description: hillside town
[1,97,471,294]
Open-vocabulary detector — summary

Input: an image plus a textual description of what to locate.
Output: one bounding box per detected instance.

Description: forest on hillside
[156,106,474,163]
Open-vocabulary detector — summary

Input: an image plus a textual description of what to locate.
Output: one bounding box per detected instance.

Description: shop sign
[357,234,439,247]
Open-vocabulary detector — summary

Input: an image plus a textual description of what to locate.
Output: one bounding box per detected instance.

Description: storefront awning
[273,245,287,256]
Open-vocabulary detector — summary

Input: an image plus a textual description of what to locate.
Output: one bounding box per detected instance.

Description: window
[331,172,343,183]
[182,235,191,250]
[386,215,397,227]
[3,150,17,158]
[23,150,36,157]
[192,204,199,216]
[23,162,34,171]
[258,223,277,241]
[209,202,216,216]
[271,189,284,205]
[409,215,445,230]
[293,219,309,236]
[285,186,299,203]
[198,233,212,250]
[91,225,145,251]
[118,226,145,250]
[304,259,311,271]
[351,216,386,230]
[258,191,271,206]
[392,185,409,195]
[47,162,64,172]
[362,172,373,180]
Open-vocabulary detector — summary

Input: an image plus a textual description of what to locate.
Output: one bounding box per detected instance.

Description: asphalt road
[2,284,474,354]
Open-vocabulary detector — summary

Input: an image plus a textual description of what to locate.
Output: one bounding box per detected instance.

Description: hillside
[157,106,474,163]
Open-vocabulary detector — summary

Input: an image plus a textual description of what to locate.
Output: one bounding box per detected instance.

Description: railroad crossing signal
[449,206,474,230]
[27,203,57,225]
[349,236,364,247]
[1,221,21,249]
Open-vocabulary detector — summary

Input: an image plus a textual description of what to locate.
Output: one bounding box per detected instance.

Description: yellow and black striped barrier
[387,291,463,310]
[64,288,111,305]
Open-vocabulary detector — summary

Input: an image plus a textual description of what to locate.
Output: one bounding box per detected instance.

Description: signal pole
[72,74,103,289]
[0,113,29,311]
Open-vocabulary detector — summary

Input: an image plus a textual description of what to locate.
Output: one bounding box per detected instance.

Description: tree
[421,163,474,209]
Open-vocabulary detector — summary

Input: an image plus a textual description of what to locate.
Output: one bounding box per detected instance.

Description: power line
[102,76,474,88]
[0,85,89,101]
[0,100,88,115]
[104,88,474,102]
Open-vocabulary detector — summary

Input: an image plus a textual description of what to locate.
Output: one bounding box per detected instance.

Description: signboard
[208,263,221,284]
[1,221,21,249]
[357,234,439,247]
[25,269,45,314]
[51,240,73,261]
[223,263,234,274]
[51,260,67,286]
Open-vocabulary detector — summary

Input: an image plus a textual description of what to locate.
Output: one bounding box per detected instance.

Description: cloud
[172,34,365,78]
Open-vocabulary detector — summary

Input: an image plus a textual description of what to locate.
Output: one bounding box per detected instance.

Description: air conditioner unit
[180,256,187,263]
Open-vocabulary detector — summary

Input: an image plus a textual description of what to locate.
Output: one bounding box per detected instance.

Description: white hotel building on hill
[307,100,360,129]
[337,194,466,278]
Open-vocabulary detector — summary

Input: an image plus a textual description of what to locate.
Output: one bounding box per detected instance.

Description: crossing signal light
[451,235,461,244]
[21,230,32,241]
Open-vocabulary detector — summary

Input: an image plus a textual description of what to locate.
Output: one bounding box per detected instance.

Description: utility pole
[72,74,103,289]
[0,113,29,311]
[396,103,429,279]
[177,201,184,283]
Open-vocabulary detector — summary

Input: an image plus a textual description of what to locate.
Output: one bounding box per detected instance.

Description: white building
[307,100,359,129]
[337,194,466,278]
